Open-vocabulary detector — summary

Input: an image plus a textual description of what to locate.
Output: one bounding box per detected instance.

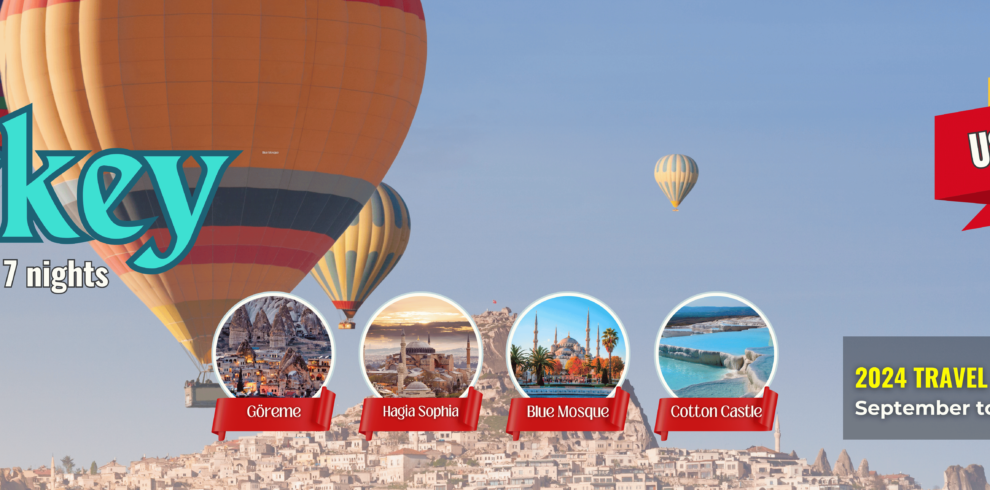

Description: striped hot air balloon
[0,0,427,366]
[310,183,410,329]
[654,154,699,211]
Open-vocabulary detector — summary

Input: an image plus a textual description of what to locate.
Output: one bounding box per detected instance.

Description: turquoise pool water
[658,356,730,390]
[660,328,773,355]
[658,328,775,391]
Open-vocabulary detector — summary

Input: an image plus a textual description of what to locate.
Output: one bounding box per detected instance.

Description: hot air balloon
[654,154,699,211]
[310,183,410,329]
[0,0,427,390]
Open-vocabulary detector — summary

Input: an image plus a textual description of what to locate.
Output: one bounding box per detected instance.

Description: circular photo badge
[360,292,483,398]
[655,292,777,398]
[212,292,335,398]
[506,292,629,398]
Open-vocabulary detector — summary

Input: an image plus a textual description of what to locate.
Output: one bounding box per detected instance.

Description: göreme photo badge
[653,292,779,441]
[357,293,484,440]
[209,292,338,440]
[504,292,632,441]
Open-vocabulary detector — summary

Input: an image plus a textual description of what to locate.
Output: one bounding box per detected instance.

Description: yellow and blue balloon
[310,183,411,328]
[654,154,699,211]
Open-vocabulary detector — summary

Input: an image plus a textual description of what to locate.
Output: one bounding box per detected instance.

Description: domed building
[551,334,587,362]
[379,330,474,398]
[405,340,435,355]
[401,381,436,398]
[533,310,604,363]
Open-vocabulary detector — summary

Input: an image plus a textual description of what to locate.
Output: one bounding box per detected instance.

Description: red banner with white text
[504,387,630,441]
[358,387,483,441]
[211,388,336,441]
[653,388,778,441]
[934,106,990,230]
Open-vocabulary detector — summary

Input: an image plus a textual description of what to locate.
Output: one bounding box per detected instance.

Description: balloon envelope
[310,183,411,320]
[654,154,699,210]
[0,0,427,364]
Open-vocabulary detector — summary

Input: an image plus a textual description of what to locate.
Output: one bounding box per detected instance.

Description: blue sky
[511,294,627,359]
[4,1,990,485]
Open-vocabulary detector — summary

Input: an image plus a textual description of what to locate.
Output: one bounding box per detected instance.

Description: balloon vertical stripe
[654,153,699,211]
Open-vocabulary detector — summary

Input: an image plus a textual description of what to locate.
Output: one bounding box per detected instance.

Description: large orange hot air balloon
[0,0,427,369]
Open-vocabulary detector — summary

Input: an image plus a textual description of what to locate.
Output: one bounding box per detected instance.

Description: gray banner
[843,336,990,439]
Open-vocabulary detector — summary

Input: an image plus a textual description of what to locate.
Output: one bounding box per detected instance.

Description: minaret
[428,333,431,345]
[51,455,55,490]
[585,310,590,358]
[596,324,600,359]
[774,416,781,452]
[397,329,408,395]
[533,312,539,353]
[466,334,471,373]
[554,326,557,346]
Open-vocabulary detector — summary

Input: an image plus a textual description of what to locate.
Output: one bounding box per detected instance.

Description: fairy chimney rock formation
[228,306,252,347]
[813,448,832,475]
[235,339,255,362]
[944,465,990,490]
[0,468,31,490]
[252,310,272,342]
[858,459,870,478]
[834,449,855,476]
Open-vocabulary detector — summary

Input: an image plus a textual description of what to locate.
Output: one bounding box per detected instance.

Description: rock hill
[813,448,832,475]
[945,465,990,490]
[473,307,516,375]
[0,469,31,490]
[834,449,854,476]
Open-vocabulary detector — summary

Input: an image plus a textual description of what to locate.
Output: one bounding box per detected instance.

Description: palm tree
[602,328,619,385]
[60,456,74,475]
[510,344,529,377]
[528,346,554,386]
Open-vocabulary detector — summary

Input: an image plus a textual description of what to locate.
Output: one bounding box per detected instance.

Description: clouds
[373,296,467,325]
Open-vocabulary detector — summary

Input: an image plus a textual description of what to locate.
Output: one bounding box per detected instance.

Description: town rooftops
[746,446,778,453]
[882,474,912,480]
[387,448,426,456]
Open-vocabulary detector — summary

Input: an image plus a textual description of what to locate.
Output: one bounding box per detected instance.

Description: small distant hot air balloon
[654,154,699,211]
[493,300,497,304]
[310,183,411,329]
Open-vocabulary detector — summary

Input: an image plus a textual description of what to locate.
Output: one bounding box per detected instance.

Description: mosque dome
[561,336,579,346]
[405,341,435,354]
[406,381,430,391]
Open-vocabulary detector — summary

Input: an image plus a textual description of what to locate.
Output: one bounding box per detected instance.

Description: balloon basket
[338,321,356,330]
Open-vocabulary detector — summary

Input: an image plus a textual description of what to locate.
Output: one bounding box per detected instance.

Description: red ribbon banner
[211,387,336,441]
[358,387,483,441]
[935,106,990,230]
[504,387,630,441]
[653,388,778,441]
